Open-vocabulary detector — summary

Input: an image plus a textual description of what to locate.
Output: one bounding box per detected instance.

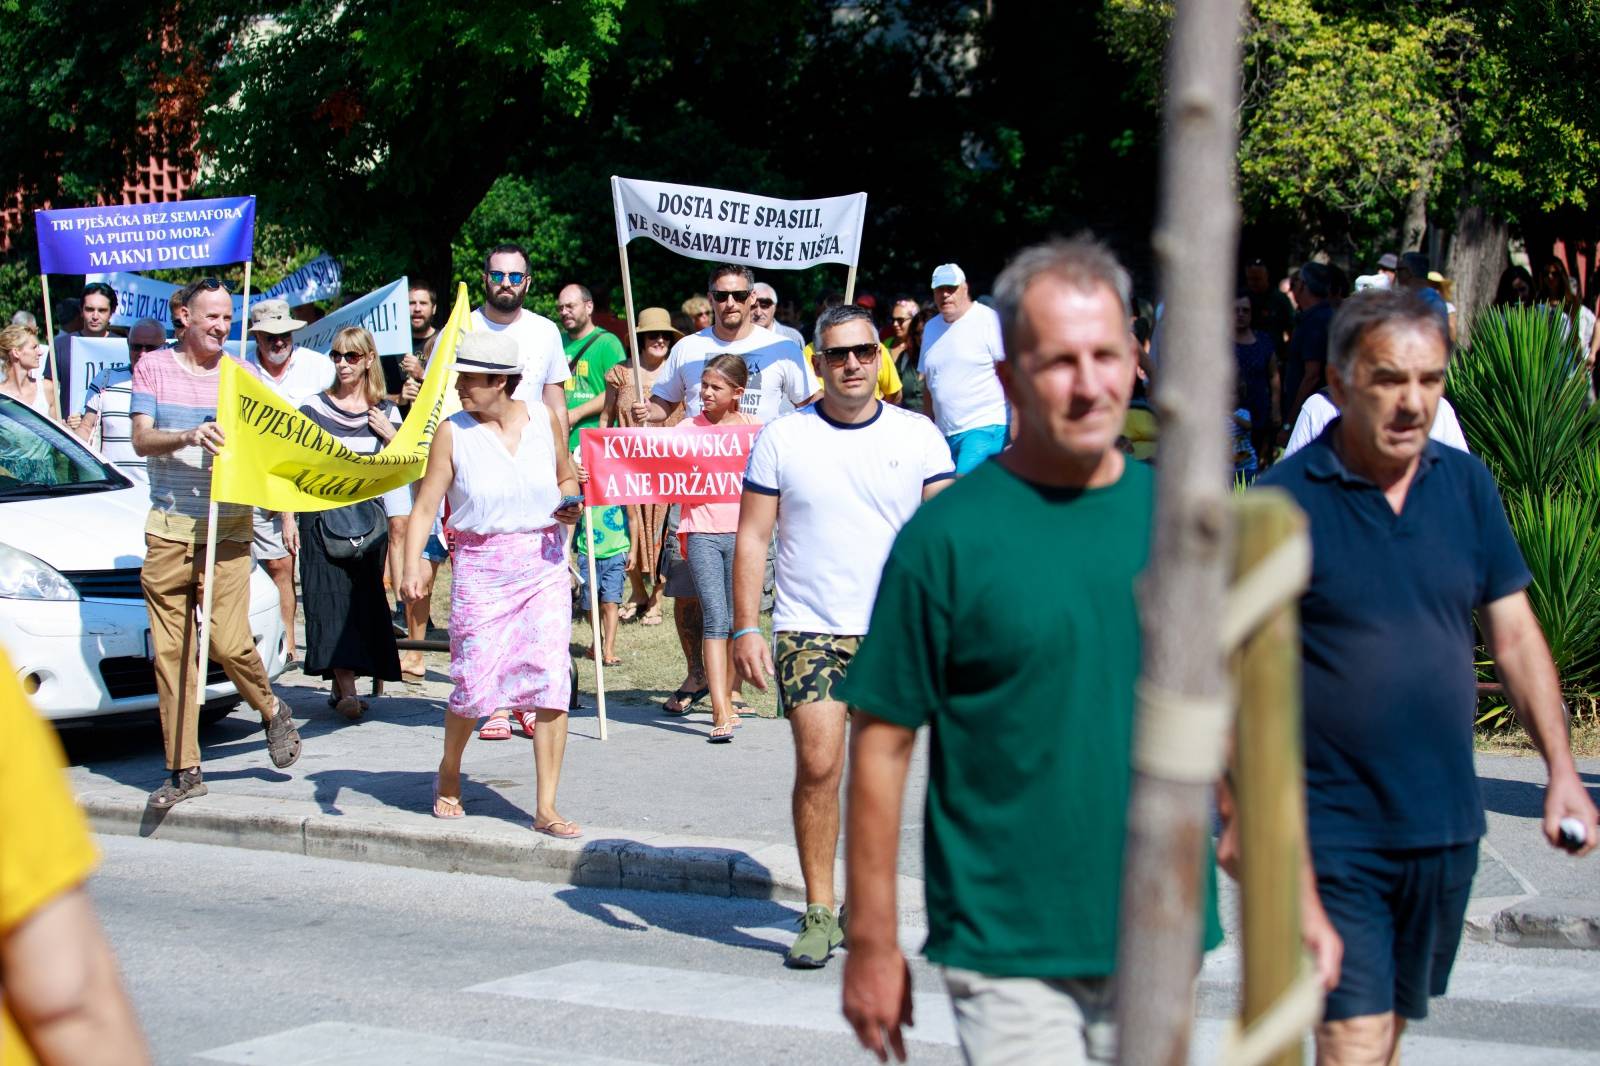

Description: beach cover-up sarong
[447,525,571,718]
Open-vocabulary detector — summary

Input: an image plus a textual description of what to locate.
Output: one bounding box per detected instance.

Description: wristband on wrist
[730,627,762,641]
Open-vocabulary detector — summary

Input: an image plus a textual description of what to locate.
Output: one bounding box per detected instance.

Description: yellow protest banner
[210,282,469,512]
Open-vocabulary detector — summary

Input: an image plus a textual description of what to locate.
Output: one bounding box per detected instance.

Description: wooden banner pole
[238,260,252,359]
[584,508,609,740]
[194,500,221,724]
[843,264,858,305]
[616,243,645,406]
[40,274,60,397]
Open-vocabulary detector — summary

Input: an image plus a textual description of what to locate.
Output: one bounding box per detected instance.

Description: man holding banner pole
[730,302,954,969]
[131,279,302,809]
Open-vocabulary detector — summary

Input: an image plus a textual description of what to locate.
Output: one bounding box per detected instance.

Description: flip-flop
[602,657,622,668]
[663,686,710,715]
[533,819,582,839]
[617,602,641,622]
[432,775,464,819]
[731,699,754,717]
[479,716,512,741]
[640,608,664,626]
[708,721,736,744]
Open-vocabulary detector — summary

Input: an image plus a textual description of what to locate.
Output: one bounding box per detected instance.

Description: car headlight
[0,542,79,601]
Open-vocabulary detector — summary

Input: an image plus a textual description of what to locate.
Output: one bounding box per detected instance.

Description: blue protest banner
[34,196,256,274]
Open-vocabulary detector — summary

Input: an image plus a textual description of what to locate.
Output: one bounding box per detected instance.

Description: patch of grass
[1474,692,1600,758]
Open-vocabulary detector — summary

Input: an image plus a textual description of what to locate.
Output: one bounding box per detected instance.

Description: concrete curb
[1464,894,1600,950]
[77,789,923,905]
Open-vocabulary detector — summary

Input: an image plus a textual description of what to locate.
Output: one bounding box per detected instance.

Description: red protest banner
[579,424,760,506]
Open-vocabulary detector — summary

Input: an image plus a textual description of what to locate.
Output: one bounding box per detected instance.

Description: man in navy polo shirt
[1256,289,1597,1065]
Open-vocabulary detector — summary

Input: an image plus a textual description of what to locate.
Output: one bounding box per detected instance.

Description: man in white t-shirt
[633,264,815,426]
[247,298,336,406]
[69,317,166,483]
[730,303,955,970]
[919,262,1009,474]
[468,242,570,443]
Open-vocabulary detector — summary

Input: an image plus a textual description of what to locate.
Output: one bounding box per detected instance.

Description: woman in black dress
[285,326,404,718]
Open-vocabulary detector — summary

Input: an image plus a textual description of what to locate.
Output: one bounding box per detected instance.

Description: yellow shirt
[1,649,98,1066]
[803,342,904,401]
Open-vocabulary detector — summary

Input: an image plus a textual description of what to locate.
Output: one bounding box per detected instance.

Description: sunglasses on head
[818,343,879,366]
[329,350,365,363]
[197,277,224,290]
[710,289,751,304]
[486,270,527,286]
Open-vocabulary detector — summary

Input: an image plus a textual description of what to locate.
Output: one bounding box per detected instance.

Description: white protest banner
[264,252,343,305]
[66,337,129,417]
[293,278,409,356]
[611,177,867,271]
[85,271,246,333]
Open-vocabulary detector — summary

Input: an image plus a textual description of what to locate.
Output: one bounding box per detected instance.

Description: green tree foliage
[0,0,220,214]
[1102,0,1600,248]
[199,0,624,293]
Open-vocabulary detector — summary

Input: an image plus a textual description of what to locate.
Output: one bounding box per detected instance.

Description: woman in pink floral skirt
[401,332,583,837]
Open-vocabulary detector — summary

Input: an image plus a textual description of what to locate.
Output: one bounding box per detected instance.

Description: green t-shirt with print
[578,504,630,561]
[564,327,627,450]
[838,458,1223,978]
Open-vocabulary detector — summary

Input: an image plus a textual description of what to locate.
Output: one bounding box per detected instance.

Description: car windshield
[0,396,129,496]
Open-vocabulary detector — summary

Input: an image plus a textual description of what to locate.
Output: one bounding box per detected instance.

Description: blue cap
[930,263,966,289]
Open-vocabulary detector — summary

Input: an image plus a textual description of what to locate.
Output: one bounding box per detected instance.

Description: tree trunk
[1402,161,1433,253]
[1116,0,1243,1062]
[1447,195,1510,336]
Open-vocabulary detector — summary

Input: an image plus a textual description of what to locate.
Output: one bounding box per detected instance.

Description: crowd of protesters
[5,233,1599,1066]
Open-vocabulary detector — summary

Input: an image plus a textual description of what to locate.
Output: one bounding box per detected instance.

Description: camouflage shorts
[774,631,862,715]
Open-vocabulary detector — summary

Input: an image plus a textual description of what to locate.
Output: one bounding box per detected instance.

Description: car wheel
[200,701,239,727]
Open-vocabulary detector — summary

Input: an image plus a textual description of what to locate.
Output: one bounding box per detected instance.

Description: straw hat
[636,306,683,340]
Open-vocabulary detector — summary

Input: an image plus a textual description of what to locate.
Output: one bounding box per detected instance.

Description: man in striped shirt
[130,279,303,809]
[68,318,166,482]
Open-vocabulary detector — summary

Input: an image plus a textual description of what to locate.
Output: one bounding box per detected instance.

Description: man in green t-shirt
[558,283,627,451]
[839,238,1233,1064]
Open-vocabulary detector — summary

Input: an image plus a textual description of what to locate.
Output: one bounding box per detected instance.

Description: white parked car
[0,396,286,723]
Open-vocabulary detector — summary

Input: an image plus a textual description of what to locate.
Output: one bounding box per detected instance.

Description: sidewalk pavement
[61,663,1600,947]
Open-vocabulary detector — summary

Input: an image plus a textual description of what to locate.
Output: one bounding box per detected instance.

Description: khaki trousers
[142,534,275,770]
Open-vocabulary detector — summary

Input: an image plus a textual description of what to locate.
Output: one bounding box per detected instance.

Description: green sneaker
[787,904,843,969]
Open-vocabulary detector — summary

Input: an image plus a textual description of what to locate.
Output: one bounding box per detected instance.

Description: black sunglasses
[329,350,365,363]
[710,289,751,304]
[486,270,527,285]
[197,277,225,290]
[818,343,879,366]
[754,297,776,308]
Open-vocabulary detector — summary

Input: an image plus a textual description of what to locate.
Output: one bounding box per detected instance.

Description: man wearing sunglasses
[469,242,571,445]
[731,303,954,969]
[632,264,815,427]
[750,282,805,347]
[920,262,1009,474]
[68,317,168,483]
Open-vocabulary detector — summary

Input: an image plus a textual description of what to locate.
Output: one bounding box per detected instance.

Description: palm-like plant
[1501,487,1600,686]
[1447,305,1600,496]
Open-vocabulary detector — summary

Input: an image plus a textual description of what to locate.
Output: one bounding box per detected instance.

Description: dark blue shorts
[576,551,627,605]
[1314,842,1477,1022]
